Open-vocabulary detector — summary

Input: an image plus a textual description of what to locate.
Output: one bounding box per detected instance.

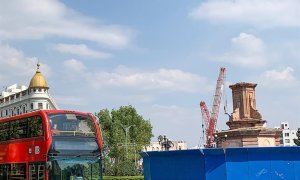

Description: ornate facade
[0,64,58,118]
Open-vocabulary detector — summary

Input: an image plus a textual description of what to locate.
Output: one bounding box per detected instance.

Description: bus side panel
[0,143,9,163]
[41,111,52,180]
[5,139,47,163]
[90,114,103,150]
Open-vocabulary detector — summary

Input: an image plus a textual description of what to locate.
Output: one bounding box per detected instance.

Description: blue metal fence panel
[247,147,272,180]
[141,150,206,180]
[202,148,227,180]
[141,147,300,180]
[141,152,152,180]
[291,148,300,180]
[269,147,299,180]
[294,161,300,180]
[225,148,249,180]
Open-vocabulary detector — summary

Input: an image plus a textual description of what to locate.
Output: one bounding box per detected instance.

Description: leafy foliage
[104,176,143,180]
[97,105,153,176]
[294,128,300,146]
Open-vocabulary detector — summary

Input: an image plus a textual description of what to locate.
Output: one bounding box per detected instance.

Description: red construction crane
[200,67,226,148]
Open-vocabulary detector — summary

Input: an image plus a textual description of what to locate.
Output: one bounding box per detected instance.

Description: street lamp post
[214,134,227,148]
[158,135,173,151]
[118,123,136,159]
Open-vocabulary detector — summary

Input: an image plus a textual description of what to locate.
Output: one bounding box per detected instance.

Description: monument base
[226,118,266,129]
[215,128,281,148]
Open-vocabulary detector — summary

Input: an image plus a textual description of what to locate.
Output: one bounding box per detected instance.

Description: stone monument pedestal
[216,128,281,148]
[215,82,281,148]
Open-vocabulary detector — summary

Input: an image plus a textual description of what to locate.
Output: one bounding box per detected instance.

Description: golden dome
[29,63,49,89]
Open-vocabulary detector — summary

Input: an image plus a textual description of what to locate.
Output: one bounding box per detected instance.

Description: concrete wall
[141,146,300,180]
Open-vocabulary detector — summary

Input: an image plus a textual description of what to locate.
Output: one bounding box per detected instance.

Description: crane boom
[200,101,210,130]
[200,67,226,147]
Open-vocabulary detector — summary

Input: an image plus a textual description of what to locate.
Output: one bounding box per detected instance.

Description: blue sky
[0,0,300,147]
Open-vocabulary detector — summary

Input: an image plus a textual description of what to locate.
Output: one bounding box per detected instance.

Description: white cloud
[53,43,111,59]
[190,0,300,28]
[63,59,87,73]
[0,0,133,48]
[0,44,52,80]
[218,33,267,68]
[54,96,87,106]
[113,94,155,104]
[260,67,298,87]
[88,67,211,93]
[63,61,212,93]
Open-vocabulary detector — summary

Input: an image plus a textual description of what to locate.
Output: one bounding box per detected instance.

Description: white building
[145,140,188,151]
[0,64,58,118]
[275,122,297,146]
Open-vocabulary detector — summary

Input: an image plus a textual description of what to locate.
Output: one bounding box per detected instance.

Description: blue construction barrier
[140,146,300,180]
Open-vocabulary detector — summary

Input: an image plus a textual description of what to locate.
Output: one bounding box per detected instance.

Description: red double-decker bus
[0,110,103,180]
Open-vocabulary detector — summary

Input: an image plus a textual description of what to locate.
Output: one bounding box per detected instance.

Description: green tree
[97,105,153,176]
[294,128,300,146]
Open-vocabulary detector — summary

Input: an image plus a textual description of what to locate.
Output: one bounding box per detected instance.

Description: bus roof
[0,109,93,122]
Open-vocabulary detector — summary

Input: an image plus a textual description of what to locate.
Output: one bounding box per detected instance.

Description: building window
[38,103,43,109]
[285,133,289,137]
[31,103,34,110]
[285,139,290,143]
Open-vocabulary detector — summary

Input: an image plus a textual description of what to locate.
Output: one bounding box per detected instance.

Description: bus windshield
[48,113,96,137]
[48,156,100,180]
